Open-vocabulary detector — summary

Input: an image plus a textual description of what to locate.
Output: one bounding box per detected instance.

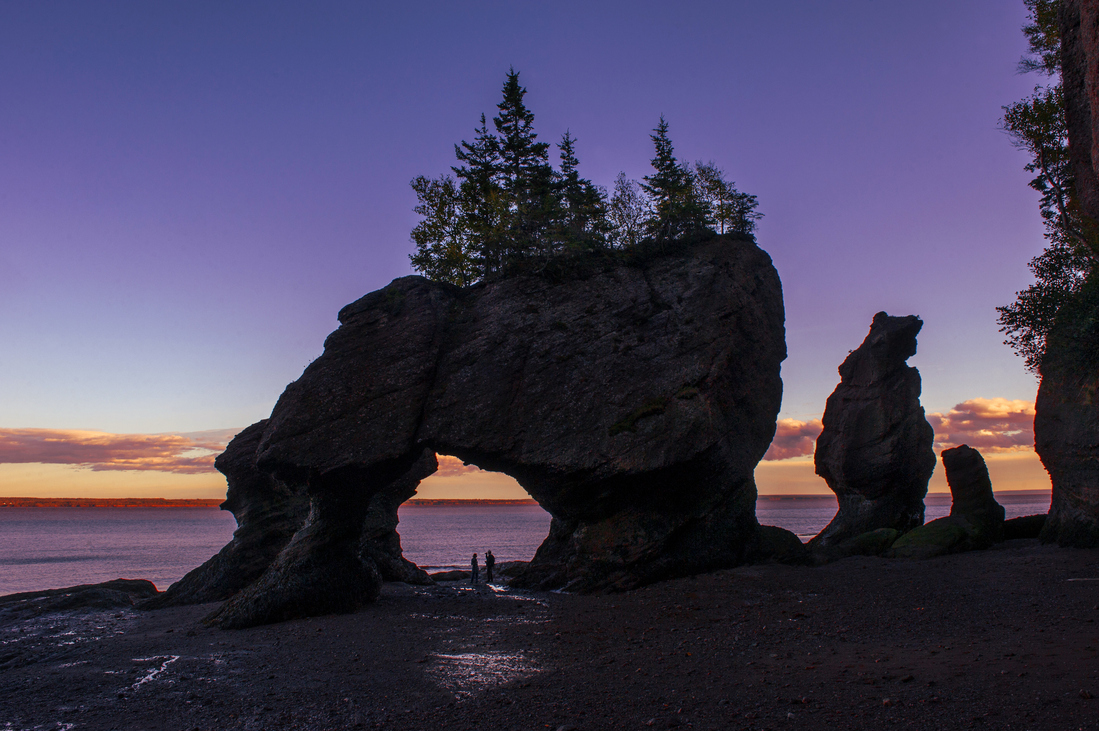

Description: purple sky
[1,1,1043,446]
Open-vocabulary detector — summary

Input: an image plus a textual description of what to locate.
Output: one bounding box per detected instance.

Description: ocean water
[0,508,238,596]
[756,491,1051,540]
[0,492,1052,596]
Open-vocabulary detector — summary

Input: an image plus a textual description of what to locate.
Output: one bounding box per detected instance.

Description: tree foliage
[998,0,1099,372]
[409,72,761,284]
[608,173,648,249]
[694,160,762,236]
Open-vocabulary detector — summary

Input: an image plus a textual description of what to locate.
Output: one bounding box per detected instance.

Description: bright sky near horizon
[1,1,1054,499]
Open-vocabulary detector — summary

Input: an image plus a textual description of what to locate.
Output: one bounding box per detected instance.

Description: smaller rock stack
[943,445,1005,541]
[888,445,1006,559]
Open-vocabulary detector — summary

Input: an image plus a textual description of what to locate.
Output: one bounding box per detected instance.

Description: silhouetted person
[485,550,495,584]
[471,553,479,585]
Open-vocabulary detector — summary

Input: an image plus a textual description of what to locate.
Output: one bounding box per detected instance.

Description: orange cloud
[0,428,237,474]
[763,418,823,461]
[927,398,1035,453]
[434,454,482,478]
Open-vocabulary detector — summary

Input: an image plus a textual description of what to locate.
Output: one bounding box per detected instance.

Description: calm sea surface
[0,492,1051,596]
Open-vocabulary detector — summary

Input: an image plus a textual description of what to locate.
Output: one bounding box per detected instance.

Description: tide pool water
[0,491,1052,596]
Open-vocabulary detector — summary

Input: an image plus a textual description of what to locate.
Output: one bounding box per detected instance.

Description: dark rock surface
[206,236,785,627]
[887,517,982,560]
[0,579,158,622]
[140,421,310,609]
[1004,514,1047,540]
[1035,352,1099,547]
[752,525,811,565]
[1060,0,1099,224]
[359,448,436,585]
[206,485,383,629]
[809,313,936,549]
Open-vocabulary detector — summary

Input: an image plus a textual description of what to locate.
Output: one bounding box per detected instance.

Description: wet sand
[2,539,1097,730]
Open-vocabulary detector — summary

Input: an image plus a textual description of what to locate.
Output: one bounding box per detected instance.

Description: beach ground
[1,539,1097,731]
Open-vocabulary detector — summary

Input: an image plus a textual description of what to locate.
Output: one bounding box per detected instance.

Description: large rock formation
[809,312,935,549]
[204,236,785,627]
[358,448,436,586]
[888,445,1005,560]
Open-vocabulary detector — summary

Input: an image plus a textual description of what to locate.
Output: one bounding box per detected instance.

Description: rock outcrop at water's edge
[198,236,785,627]
[941,444,1005,541]
[809,312,935,550]
[140,421,310,609]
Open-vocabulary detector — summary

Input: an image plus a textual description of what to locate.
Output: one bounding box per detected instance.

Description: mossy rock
[841,527,900,557]
[886,516,985,560]
[811,527,899,564]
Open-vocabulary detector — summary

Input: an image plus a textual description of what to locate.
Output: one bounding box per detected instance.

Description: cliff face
[1061,0,1099,223]
[1036,350,1099,547]
[809,313,935,549]
[206,236,786,627]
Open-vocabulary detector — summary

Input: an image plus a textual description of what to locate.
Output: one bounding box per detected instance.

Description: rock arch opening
[395,453,552,579]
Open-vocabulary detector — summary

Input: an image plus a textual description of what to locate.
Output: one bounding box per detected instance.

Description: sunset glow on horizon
[0,399,1051,500]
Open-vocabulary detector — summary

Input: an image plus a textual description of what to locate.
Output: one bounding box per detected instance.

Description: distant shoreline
[0,497,225,508]
[0,490,1051,508]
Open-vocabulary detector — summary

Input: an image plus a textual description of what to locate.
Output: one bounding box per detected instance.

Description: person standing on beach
[485,550,495,584]
[471,553,479,585]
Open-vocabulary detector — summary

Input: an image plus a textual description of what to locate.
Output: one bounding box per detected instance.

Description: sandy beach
[2,539,1097,731]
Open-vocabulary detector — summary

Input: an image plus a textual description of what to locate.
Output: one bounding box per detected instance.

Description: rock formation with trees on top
[1000,0,1099,547]
[184,236,785,628]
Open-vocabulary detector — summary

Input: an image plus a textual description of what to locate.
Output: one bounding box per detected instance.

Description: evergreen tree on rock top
[557,129,609,250]
[642,116,709,242]
[408,71,762,285]
[493,68,561,263]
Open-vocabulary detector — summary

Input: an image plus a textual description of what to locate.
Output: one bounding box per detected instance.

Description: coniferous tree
[642,116,708,241]
[410,73,764,285]
[557,130,609,249]
[453,114,507,276]
[493,69,560,262]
